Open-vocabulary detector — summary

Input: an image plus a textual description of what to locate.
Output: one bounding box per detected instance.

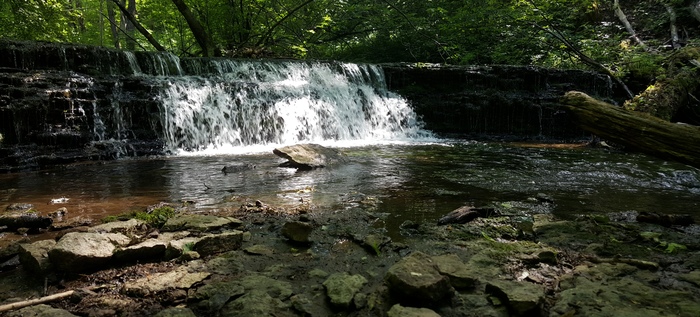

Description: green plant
[134,206,175,228]
[182,242,195,253]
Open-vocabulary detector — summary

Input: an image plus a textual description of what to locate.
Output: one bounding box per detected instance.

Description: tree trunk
[170,0,219,57]
[107,0,121,48]
[691,1,700,23]
[613,0,647,49]
[665,4,681,49]
[561,91,700,168]
[110,0,166,51]
[124,0,137,50]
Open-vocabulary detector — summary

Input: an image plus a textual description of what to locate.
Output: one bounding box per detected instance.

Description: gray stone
[122,266,210,297]
[89,219,147,234]
[291,293,326,317]
[239,274,293,300]
[113,239,168,263]
[152,307,197,317]
[385,251,452,306]
[165,236,201,259]
[432,253,477,289]
[244,244,275,256]
[48,232,131,272]
[485,280,544,316]
[322,272,368,309]
[194,230,244,256]
[281,221,313,243]
[273,143,347,169]
[5,304,78,317]
[18,239,55,275]
[192,280,246,314]
[162,214,242,232]
[387,304,441,317]
[219,289,292,317]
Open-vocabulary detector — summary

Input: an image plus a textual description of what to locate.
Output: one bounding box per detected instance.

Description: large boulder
[48,232,131,272]
[273,144,347,169]
[384,251,453,306]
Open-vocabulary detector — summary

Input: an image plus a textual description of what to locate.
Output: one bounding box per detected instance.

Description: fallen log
[561,91,700,168]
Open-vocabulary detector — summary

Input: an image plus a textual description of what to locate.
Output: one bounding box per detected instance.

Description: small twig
[0,285,107,313]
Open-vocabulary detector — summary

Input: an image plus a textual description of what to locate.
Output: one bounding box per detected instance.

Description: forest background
[2,0,700,119]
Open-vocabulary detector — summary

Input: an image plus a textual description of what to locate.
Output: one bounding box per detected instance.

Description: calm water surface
[1,140,699,239]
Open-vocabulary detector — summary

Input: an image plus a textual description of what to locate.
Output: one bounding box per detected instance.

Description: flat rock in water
[123,266,211,297]
[273,144,347,169]
[89,219,147,234]
[0,210,52,230]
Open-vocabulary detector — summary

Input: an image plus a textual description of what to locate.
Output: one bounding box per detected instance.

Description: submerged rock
[222,163,256,174]
[273,144,347,169]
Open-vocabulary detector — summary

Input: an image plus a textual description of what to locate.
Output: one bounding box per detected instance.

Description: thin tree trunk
[170,0,219,56]
[613,0,647,49]
[665,4,681,49]
[110,0,166,51]
[107,0,121,48]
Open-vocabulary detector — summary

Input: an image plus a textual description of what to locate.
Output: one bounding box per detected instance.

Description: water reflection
[1,141,698,237]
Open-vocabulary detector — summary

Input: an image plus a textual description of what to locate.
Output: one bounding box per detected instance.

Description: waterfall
[157,60,433,154]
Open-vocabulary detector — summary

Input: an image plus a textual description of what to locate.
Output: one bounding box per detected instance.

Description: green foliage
[102,206,175,228]
[640,231,687,254]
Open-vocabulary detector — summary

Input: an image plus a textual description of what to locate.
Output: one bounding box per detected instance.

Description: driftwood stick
[0,285,106,313]
[0,290,75,313]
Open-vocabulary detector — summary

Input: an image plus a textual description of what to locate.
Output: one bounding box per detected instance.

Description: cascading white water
[157,60,433,154]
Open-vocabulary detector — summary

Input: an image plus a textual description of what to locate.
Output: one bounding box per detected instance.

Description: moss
[101,206,176,228]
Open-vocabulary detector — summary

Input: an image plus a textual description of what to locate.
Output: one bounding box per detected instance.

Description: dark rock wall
[0,41,614,170]
[382,64,613,139]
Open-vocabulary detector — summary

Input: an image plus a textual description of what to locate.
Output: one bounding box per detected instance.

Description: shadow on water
[1,140,699,242]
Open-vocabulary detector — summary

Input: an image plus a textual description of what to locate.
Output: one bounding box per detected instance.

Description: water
[157,61,432,154]
[1,141,698,242]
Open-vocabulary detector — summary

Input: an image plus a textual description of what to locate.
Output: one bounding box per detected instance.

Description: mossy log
[561,91,700,168]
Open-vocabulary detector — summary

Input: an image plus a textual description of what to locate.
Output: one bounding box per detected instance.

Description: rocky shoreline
[1,189,699,317]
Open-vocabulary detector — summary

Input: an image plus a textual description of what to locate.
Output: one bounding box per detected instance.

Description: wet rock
[244,244,275,256]
[0,210,52,231]
[678,270,700,287]
[193,230,244,256]
[386,304,441,317]
[552,263,699,317]
[437,206,497,225]
[162,214,242,232]
[0,255,20,272]
[281,221,313,244]
[4,203,33,211]
[222,163,256,174]
[291,293,326,317]
[361,234,390,256]
[432,254,477,290]
[48,207,67,221]
[50,215,93,230]
[485,280,544,316]
[5,304,78,317]
[219,289,293,317]
[191,280,246,314]
[122,266,210,297]
[205,252,246,275]
[48,232,131,272]
[636,212,695,227]
[152,307,197,317]
[322,272,368,309]
[89,219,147,234]
[113,239,168,263]
[385,251,453,306]
[18,239,56,275]
[273,144,347,169]
[238,274,294,300]
[165,236,201,259]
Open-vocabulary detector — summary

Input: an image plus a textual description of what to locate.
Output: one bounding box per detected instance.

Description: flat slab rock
[123,266,211,297]
[273,144,347,169]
